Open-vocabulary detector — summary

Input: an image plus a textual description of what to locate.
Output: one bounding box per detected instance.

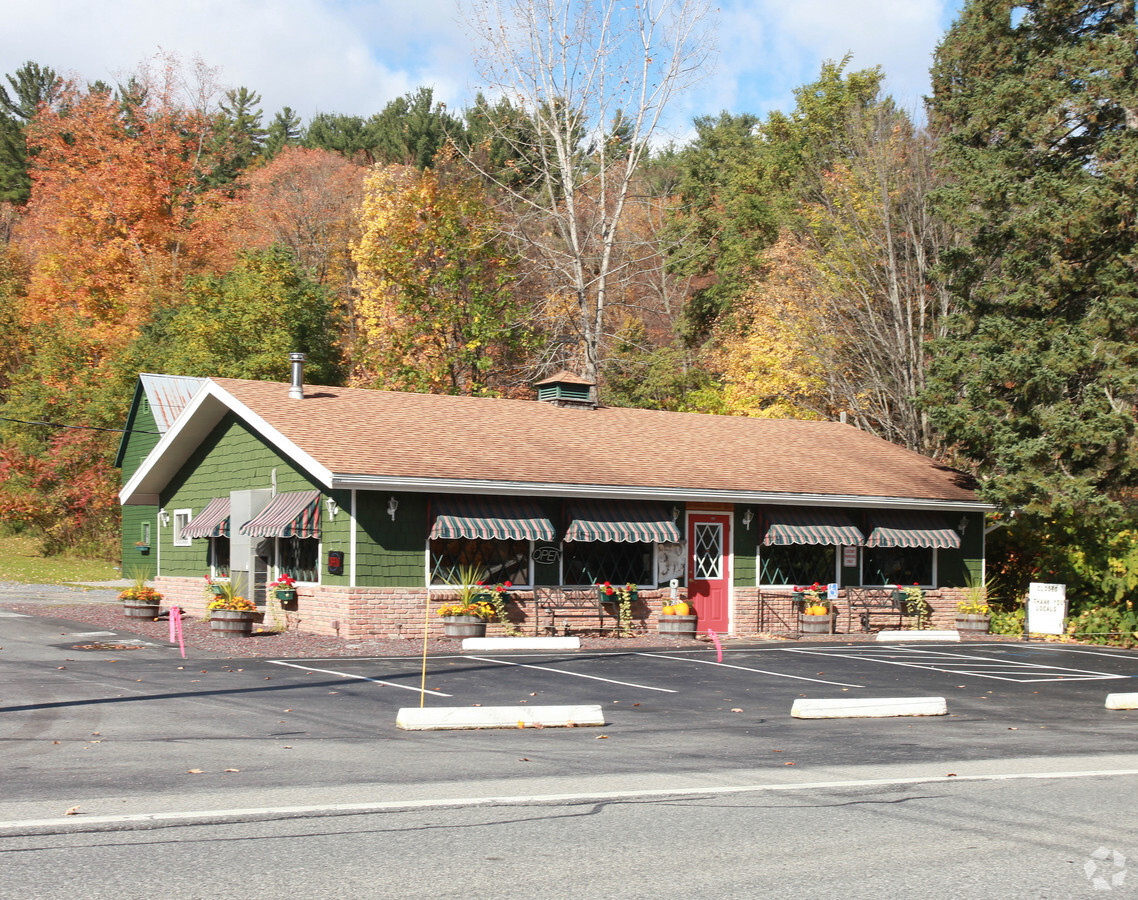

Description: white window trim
[172,508,192,547]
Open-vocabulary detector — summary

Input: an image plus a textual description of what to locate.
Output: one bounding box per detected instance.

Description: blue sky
[3,0,966,141]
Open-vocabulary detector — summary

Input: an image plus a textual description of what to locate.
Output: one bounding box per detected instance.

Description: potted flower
[207,583,260,636]
[796,583,832,634]
[203,576,226,597]
[134,540,150,555]
[955,599,991,634]
[268,574,298,603]
[119,576,163,619]
[437,599,495,638]
[438,565,495,637]
[954,574,992,634]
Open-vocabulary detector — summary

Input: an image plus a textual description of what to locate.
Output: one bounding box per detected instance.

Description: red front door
[687,512,730,634]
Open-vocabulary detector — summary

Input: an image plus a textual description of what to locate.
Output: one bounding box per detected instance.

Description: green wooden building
[117,362,992,639]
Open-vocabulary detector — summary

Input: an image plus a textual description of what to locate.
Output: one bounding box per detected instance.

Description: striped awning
[182,497,231,539]
[865,510,961,549]
[240,490,321,539]
[762,507,863,547]
[429,495,556,542]
[563,500,681,543]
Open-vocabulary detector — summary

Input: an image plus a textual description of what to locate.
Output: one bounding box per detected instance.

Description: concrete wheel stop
[876,630,960,642]
[396,704,606,731]
[1105,693,1138,710]
[791,697,948,719]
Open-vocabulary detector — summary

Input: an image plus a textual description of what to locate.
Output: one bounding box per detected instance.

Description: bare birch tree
[463,0,714,384]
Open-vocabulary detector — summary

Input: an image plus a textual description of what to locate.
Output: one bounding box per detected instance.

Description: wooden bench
[534,587,619,635]
[845,587,904,632]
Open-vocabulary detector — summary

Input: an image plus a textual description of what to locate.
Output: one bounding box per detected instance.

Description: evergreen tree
[212,86,266,183]
[367,86,462,168]
[264,106,304,157]
[926,0,1138,522]
[0,61,61,204]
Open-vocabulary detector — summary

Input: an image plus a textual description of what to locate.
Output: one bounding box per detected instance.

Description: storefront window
[759,544,836,586]
[210,536,230,578]
[279,536,319,583]
[429,538,531,587]
[562,541,653,587]
[863,546,933,586]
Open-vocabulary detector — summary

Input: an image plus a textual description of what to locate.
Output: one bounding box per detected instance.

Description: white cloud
[1,0,962,134]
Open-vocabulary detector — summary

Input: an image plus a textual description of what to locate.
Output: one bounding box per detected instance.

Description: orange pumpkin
[673,602,690,616]
[662,605,675,616]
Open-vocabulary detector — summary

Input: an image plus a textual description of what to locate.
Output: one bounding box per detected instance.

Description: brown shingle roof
[214,378,980,504]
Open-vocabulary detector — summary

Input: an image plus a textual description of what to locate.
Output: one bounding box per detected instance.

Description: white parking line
[636,653,863,688]
[783,646,1128,683]
[268,661,452,696]
[463,655,677,693]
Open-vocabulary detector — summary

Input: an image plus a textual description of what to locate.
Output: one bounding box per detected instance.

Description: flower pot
[208,584,225,596]
[274,588,297,603]
[123,601,160,620]
[443,615,487,638]
[955,613,990,634]
[658,614,698,638]
[136,546,150,555]
[209,608,257,637]
[799,612,833,635]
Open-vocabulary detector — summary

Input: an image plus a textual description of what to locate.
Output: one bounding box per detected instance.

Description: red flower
[503,581,512,588]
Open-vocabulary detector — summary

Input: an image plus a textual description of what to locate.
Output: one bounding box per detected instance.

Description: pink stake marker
[707,629,723,663]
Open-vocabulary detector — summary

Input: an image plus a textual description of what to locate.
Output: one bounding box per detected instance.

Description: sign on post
[1027,582,1067,635]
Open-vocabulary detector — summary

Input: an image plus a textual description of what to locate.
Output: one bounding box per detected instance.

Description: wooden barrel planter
[123,601,160,620]
[799,612,833,635]
[209,609,257,637]
[658,614,698,638]
[955,614,991,634]
[443,616,487,639]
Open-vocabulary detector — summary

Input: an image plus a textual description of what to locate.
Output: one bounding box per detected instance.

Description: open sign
[531,546,561,565]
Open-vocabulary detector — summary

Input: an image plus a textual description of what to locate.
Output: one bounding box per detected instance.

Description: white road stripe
[3,768,1137,831]
[783,647,1127,682]
[268,661,452,696]
[462,655,677,693]
[637,653,863,688]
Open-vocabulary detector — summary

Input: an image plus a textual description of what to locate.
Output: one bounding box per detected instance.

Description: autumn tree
[134,246,344,384]
[352,158,534,395]
[463,0,715,384]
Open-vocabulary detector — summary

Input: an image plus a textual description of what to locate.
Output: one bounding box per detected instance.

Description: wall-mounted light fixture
[325,496,339,519]
[742,509,754,531]
[158,508,170,527]
[957,516,968,536]
[672,506,681,522]
[387,496,399,521]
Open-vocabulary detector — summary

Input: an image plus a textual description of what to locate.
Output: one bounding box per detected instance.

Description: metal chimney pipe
[288,352,306,399]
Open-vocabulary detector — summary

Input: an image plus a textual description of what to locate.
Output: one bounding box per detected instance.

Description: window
[172,509,192,547]
[210,537,230,578]
[863,546,933,586]
[562,541,654,587]
[429,538,531,587]
[140,522,151,547]
[278,536,319,583]
[759,544,837,587]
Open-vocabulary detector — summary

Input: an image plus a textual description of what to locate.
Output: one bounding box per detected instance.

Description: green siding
[159,414,321,578]
[936,510,986,587]
[354,491,429,586]
[119,397,161,577]
[733,507,757,587]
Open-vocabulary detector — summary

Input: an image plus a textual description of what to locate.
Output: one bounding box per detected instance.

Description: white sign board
[827,583,839,601]
[842,545,858,568]
[1027,582,1067,635]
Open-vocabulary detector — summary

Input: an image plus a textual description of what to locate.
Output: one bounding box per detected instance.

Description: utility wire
[0,416,162,435]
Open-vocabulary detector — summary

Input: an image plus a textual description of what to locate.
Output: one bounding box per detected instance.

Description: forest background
[0,0,1135,622]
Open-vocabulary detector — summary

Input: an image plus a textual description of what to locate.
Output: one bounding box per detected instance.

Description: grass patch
[0,534,121,585]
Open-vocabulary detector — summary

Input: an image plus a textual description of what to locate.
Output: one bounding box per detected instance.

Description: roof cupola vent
[534,370,597,409]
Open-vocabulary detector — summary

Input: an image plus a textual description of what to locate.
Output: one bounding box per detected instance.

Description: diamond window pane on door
[694,523,722,579]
